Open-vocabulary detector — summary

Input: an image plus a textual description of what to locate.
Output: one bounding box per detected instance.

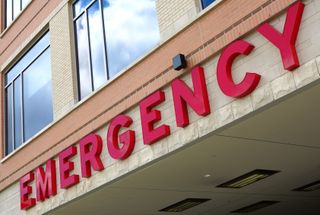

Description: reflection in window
[4,32,53,155]
[5,0,31,28]
[73,0,160,99]
[201,0,216,9]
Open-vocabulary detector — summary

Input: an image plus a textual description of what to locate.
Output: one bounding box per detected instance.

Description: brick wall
[50,3,77,120]
[156,0,200,39]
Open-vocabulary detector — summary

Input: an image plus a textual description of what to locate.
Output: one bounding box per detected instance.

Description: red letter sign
[107,115,135,160]
[59,146,79,189]
[140,90,170,145]
[36,160,57,202]
[20,172,36,210]
[257,1,304,71]
[79,134,104,178]
[217,40,261,98]
[172,66,211,127]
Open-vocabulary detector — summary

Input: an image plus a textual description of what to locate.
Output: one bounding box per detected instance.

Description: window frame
[72,0,160,100]
[3,31,52,156]
[200,0,216,10]
[4,0,31,29]
[72,0,109,100]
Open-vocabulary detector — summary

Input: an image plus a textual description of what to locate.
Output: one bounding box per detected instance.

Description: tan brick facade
[156,0,201,39]
[50,2,78,120]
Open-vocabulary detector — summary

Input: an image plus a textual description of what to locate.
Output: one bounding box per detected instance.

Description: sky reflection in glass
[23,49,53,141]
[74,0,160,99]
[102,0,160,77]
[5,32,52,155]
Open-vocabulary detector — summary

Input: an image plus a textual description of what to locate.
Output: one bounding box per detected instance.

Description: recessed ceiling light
[203,174,211,178]
[293,180,320,192]
[217,169,280,188]
[159,198,211,212]
[231,200,280,213]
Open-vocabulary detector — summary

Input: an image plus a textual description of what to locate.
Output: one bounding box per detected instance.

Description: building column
[50,2,78,120]
[156,0,200,40]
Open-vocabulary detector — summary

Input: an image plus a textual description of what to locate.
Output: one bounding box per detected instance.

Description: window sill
[0,120,55,163]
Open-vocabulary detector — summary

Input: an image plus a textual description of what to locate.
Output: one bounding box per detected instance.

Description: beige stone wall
[50,2,77,120]
[0,183,20,215]
[156,0,201,39]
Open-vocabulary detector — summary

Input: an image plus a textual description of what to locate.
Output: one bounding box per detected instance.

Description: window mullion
[20,75,25,142]
[99,0,109,80]
[73,10,85,22]
[11,84,15,151]
[11,0,14,21]
[4,32,52,155]
[73,0,96,20]
[85,9,94,92]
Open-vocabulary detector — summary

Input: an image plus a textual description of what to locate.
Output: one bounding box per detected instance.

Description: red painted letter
[20,172,36,210]
[36,160,57,202]
[59,146,79,189]
[172,66,211,127]
[257,1,304,71]
[140,90,170,145]
[107,115,135,160]
[79,134,104,178]
[217,40,261,98]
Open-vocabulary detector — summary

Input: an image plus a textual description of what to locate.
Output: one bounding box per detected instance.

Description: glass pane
[102,0,160,78]
[22,0,30,8]
[5,85,14,155]
[73,0,94,17]
[14,77,23,149]
[6,0,13,27]
[88,0,107,89]
[13,0,20,19]
[23,48,53,141]
[201,0,215,9]
[6,33,50,85]
[75,14,92,99]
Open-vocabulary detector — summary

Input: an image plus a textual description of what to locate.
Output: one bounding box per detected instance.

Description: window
[4,32,53,155]
[5,0,31,28]
[201,0,216,9]
[73,0,160,99]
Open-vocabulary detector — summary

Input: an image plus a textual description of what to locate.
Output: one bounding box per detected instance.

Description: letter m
[36,159,57,201]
